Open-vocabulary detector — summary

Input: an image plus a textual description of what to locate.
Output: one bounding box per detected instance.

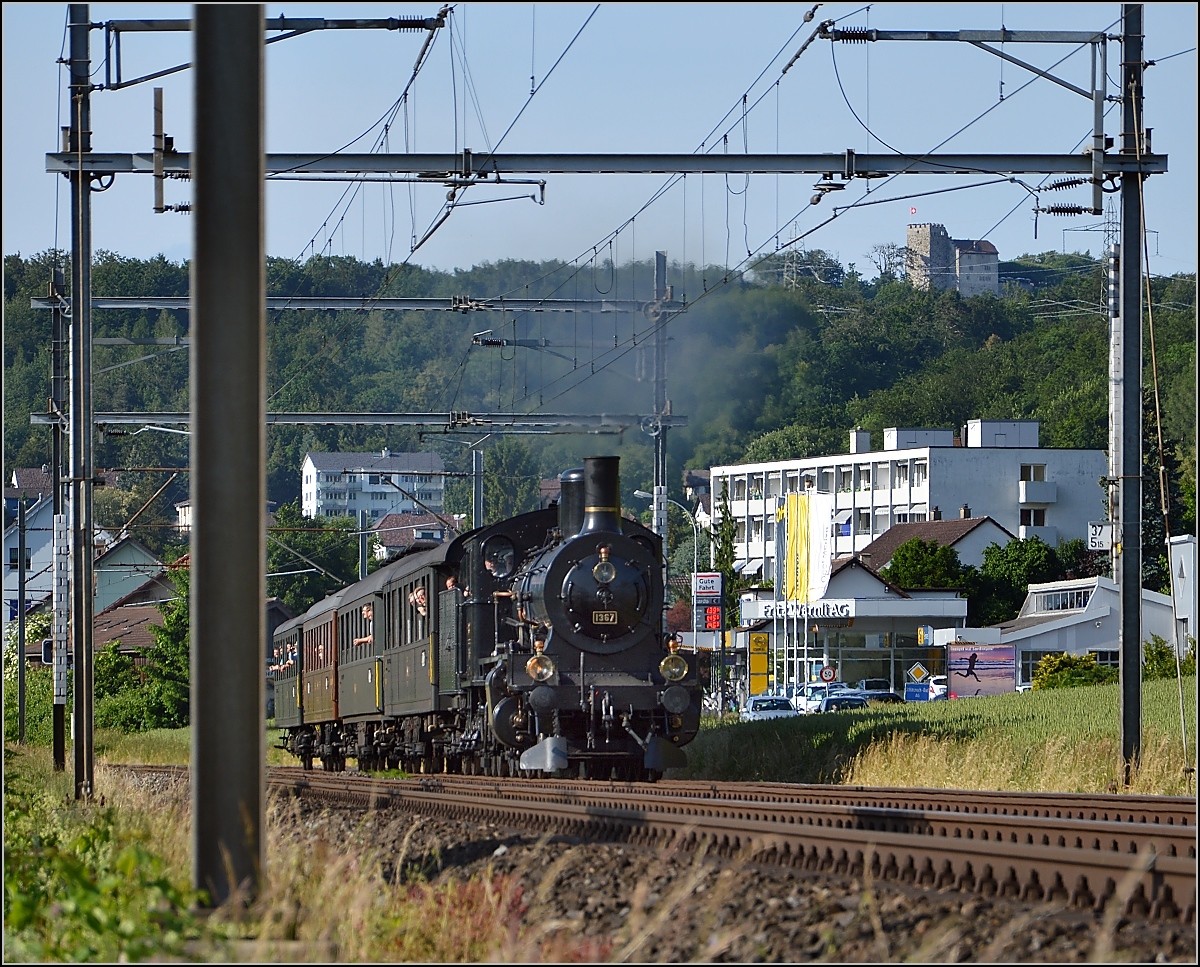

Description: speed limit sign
[819,666,836,683]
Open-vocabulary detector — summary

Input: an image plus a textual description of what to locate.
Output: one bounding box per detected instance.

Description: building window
[913,461,927,487]
[893,462,909,488]
[764,517,775,541]
[733,477,746,500]
[736,521,747,543]
[750,517,763,542]
[1090,650,1119,668]
[818,470,833,492]
[1021,651,1056,683]
[856,465,871,492]
[1034,588,1091,612]
[855,510,871,535]
[369,474,380,485]
[1021,508,1046,527]
[874,463,889,490]
[838,468,852,493]
[1020,464,1046,482]
[8,548,31,571]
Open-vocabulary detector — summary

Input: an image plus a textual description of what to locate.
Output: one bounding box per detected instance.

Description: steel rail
[109,765,1196,922]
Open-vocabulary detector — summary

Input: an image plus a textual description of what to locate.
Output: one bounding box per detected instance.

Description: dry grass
[9,678,1193,961]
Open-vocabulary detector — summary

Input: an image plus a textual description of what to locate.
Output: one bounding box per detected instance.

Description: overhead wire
[1132,89,1191,778]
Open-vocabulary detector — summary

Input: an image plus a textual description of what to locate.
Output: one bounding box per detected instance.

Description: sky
[3,2,1197,281]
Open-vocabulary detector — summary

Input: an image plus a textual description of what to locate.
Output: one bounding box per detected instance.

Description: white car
[740,696,801,723]
[795,682,851,714]
[927,675,948,700]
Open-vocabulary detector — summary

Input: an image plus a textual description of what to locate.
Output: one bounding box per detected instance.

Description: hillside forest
[4,247,1195,605]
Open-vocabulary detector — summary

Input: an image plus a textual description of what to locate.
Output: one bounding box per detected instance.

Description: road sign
[905,682,930,702]
[693,572,723,596]
[819,666,836,683]
[1087,521,1113,551]
[907,662,929,682]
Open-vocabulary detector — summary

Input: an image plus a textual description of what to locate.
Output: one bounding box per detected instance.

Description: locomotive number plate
[592,610,619,624]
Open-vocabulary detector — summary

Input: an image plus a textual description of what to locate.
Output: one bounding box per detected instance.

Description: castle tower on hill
[906,223,999,297]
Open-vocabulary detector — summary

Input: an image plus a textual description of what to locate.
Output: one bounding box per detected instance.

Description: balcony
[1019,524,1058,544]
[1019,480,1057,504]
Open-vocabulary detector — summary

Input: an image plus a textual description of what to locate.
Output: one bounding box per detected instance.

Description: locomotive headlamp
[659,639,688,682]
[591,545,617,585]
[526,640,556,683]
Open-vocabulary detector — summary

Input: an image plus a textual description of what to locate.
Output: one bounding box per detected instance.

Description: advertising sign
[946,641,1016,697]
[749,632,769,695]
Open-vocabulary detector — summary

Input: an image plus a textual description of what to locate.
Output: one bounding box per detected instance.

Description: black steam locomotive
[272,456,703,780]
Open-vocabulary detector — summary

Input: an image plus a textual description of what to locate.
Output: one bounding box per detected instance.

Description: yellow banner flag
[784,493,808,602]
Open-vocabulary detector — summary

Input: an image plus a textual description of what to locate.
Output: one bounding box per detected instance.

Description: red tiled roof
[94,604,162,652]
[857,517,1012,569]
[373,511,456,548]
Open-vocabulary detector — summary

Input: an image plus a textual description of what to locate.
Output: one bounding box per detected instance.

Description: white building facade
[710,420,1106,578]
[937,573,1184,687]
[301,450,446,521]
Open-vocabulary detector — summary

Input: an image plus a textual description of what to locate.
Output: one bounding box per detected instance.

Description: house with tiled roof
[371,511,461,561]
[855,515,1015,571]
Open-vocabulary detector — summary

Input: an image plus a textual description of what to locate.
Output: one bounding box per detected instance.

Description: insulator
[1040,204,1087,216]
[837,28,877,43]
[1045,177,1089,192]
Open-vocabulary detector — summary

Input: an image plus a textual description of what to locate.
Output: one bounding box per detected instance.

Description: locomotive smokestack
[558,467,585,538]
[578,456,622,535]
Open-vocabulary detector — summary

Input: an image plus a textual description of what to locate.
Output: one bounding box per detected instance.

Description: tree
[143,570,192,728]
[880,538,977,591]
[865,243,908,280]
[482,438,541,524]
[978,537,1062,624]
[267,500,359,617]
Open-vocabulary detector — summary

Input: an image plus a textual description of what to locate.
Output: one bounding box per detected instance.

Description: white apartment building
[711,420,1106,578]
[301,450,446,521]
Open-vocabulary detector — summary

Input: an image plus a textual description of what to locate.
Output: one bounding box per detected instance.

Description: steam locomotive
[272,456,703,780]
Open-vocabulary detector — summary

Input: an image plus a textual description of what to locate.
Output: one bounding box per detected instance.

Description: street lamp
[633,489,700,579]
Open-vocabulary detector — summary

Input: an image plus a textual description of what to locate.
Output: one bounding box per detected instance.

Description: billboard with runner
[946,641,1016,697]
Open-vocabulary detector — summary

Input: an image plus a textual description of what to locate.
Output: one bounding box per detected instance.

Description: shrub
[1143,634,1198,680]
[1032,651,1117,689]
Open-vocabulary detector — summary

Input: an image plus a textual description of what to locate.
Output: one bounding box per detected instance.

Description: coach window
[406,579,430,640]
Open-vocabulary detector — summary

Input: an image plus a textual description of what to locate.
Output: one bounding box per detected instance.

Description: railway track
[118,765,1197,924]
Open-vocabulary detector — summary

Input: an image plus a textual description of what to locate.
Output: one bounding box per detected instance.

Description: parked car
[795,682,851,714]
[816,694,869,713]
[928,675,948,700]
[854,678,891,692]
[1016,683,1033,693]
[856,689,905,704]
[740,696,802,723]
